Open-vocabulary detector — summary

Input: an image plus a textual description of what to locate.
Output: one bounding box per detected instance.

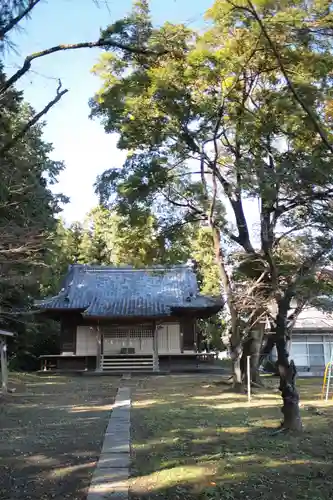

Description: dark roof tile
[35,264,223,317]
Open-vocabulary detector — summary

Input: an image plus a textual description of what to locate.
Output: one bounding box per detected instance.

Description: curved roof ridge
[34,263,223,317]
[70,264,193,272]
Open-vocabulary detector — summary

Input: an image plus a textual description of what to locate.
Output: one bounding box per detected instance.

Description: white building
[271,306,333,375]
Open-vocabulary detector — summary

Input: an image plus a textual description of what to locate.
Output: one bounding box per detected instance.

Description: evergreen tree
[67,222,84,263]
[0,64,66,367]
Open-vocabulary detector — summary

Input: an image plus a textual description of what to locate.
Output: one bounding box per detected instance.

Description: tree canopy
[91,0,333,427]
[0,61,67,367]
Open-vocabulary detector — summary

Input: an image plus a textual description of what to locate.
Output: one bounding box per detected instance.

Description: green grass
[128,375,333,500]
[0,373,120,500]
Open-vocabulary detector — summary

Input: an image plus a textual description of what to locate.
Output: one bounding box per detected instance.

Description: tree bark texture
[241,329,264,385]
[275,303,302,431]
[230,338,243,391]
[211,225,243,390]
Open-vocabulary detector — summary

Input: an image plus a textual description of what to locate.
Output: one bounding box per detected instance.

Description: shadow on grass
[129,376,333,500]
[0,374,120,500]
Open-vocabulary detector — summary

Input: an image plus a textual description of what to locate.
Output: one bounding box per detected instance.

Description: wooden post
[96,324,102,371]
[1,339,8,393]
[247,355,251,403]
[152,322,159,372]
[194,319,198,352]
[180,322,184,353]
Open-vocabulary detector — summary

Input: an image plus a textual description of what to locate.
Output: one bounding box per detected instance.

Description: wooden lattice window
[102,325,153,353]
[103,325,153,338]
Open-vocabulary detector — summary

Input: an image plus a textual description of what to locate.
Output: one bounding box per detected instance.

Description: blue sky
[4,0,212,223]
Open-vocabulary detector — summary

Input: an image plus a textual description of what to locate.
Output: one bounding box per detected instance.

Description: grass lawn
[129,375,333,500]
[0,373,119,500]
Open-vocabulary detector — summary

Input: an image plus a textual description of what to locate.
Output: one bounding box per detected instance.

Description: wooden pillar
[96,324,102,371]
[180,322,184,353]
[194,319,198,352]
[0,339,8,393]
[152,322,159,372]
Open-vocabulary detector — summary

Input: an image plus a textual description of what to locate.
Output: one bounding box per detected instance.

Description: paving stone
[116,388,131,398]
[103,432,130,446]
[92,467,129,483]
[108,421,130,431]
[113,401,131,411]
[105,423,129,435]
[97,453,130,469]
[114,393,130,400]
[87,490,128,500]
[87,489,128,500]
[111,408,130,417]
[110,411,130,423]
[107,417,128,425]
[101,439,130,454]
[87,469,128,500]
[111,411,130,420]
[87,467,128,500]
[115,395,130,403]
[87,386,131,500]
[104,422,130,441]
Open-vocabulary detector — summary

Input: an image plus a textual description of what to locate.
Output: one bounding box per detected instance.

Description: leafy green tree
[0,1,38,51]
[191,226,226,351]
[67,222,84,263]
[0,0,167,154]
[0,64,66,367]
[191,227,221,297]
[91,0,333,429]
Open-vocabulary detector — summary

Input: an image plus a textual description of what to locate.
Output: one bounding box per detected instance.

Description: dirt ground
[0,373,119,500]
[2,373,332,500]
[128,375,333,500]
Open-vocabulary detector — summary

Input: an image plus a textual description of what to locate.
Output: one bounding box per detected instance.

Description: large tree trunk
[259,334,278,374]
[241,329,264,385]
[275,303,302,431]
[230,336,243,391]
[211,225,243,391]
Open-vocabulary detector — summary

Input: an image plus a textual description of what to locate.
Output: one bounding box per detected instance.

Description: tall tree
[191,226,221,297]
[67,222,84,263]
[0,0,166,153]
[82,204,198,267]
[91,0,333,430]
[0,64,66,366]
[191,226,226,352]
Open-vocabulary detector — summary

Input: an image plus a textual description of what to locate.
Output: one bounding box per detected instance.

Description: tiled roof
[293,306,333,330]
[35,264,223,318]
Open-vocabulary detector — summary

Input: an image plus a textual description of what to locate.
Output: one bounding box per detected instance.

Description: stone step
[102,359,153,364]
[102,367,153,372]
[102,364,153,369]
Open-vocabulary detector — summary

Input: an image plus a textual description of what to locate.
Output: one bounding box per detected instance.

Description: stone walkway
[87,386,131,500]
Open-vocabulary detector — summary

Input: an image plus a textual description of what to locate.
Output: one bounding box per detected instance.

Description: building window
[290,343,308,368]
[308,343,325,367]
[291,335,328,369]
[272,333,333,370]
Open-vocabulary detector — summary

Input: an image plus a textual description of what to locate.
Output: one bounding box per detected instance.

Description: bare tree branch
[1,38,166,95]
[1,80,68,155]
